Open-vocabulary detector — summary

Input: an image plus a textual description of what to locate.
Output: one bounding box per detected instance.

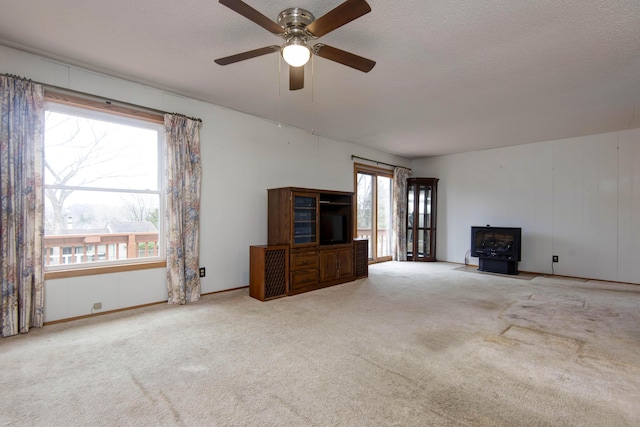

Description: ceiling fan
[214,0,376,90]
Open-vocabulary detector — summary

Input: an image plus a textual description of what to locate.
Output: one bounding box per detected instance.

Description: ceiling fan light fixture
[282,37,310,67]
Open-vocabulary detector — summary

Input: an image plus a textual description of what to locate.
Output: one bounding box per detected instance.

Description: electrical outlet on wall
[93,302,102,310]
[552,255,559,263]
[199,267,206,278]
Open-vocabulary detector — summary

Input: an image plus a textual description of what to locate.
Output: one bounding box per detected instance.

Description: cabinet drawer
[291,251,318,270]
[291,269,318,290]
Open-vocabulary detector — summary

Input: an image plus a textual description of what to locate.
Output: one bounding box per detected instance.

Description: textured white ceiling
[1,0,639,158]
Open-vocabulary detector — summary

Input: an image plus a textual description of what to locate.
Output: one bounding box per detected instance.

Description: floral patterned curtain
[0,76,45,337]
[393,167,411,261]
[165,114,202,304]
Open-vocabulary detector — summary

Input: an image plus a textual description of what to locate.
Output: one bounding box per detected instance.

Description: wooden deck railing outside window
[356,228,391,258]
[44,232,159,265]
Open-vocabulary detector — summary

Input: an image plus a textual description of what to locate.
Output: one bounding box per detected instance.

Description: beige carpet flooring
[1,262,639,426]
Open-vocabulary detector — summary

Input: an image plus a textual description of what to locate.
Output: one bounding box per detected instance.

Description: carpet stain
[528,293,586,307]
[416,329,470,352]
[357,355,422,388]
[159,390,184,425]
[503,292,624,330]
[484,335,519,347]
[577,353,640,372]
[473,300,505,311]
[130,372,185,426]
[272,393,315,425]
[130,372,156,404]
[501,325,584,354]
[418,402,471,426]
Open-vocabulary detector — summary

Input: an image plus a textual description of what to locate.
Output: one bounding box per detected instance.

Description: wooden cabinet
[249,245,289,301]
[263,187,357,297]
[268,190,319,247]
[319,245,353,283]
[354,239,369,279]
[319,250,338,282]
[290,249,319,293]
[407,178,439,262]
[337,247,354,279]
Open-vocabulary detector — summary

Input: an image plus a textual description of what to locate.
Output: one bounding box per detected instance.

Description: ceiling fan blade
[215,45,279,65]
[306,0,371,38]
[219,0,285,35]
[313,44,376,73]
[290,65,304,90]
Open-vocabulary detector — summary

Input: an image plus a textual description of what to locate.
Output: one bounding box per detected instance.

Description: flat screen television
[471,226,521,261]
[320,214,347,245]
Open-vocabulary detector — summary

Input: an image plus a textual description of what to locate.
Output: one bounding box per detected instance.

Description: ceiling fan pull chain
[278,54,282,127]
[311,55,315,134]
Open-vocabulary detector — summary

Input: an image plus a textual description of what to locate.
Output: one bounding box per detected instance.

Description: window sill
[44,260,167,280]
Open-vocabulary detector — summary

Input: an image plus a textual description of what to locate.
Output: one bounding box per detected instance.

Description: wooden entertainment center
[250,187,368,300]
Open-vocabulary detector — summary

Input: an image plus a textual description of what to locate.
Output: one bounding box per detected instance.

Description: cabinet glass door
[407,178,438,261]
[407,183,415,258]
[293,194,318,245]
[417,185,431,258]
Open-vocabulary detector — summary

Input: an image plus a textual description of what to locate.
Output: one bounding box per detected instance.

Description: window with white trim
[44,100,165,270]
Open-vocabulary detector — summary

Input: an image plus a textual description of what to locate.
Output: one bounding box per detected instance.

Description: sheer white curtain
[0,75,45,336]
[392,167,411,261]
[164,114,203,304]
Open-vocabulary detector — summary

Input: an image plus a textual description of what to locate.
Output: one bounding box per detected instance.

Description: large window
[355,164,393,263]
[44,97,164,273]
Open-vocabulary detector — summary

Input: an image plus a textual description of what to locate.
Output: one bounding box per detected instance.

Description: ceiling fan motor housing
[277,8,315,41]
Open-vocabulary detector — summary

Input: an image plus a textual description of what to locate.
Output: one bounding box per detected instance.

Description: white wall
[1,45,411,321]
[412,129,640,284]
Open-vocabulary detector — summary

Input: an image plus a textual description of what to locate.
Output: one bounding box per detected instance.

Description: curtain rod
[351,155,411,171]
[1,73,202,123]
[1,73,33,81]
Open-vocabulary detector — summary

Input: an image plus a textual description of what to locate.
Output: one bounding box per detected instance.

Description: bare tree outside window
[44,112,126,232]
[121,193,160,228]
[357,173,372,228]
[44,106,163,267]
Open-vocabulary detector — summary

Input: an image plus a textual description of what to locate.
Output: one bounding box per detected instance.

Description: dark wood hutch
[407,178,438,262]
